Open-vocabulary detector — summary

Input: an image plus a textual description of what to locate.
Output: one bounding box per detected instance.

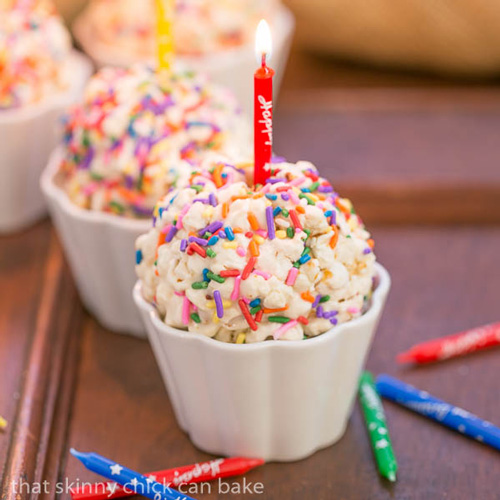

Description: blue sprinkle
[135,249,143,265]
[203,268,210,282]
[265,193,278,201]
[299,254,311,265]
[324,210,333,217]
[273,206,282,217]
[225,227,235,241]
[249,298,261,308]
[301,188,311,193]
[208,236,219,246]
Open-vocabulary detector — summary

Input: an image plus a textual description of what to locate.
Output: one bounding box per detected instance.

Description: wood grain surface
[58,225,500,500]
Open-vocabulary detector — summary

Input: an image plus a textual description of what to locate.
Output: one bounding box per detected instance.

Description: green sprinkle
[287,227,295,238]
[301,247,311,257]
[346,235,352,239]
[90,171,104,181]
[206,248,216,258]
[303,335,308,340]
[293,261,300,268]
[190,313,201,323]
[309,182,320,191]
[192,281,209,289]
[299,193,315,205]
[319,295,330,303]
[250,306,261,315]
[206,270,225,283]
[109,201,124,214]
[282,208,289,217]
[191,184,203,193]
[303,229,311,239]
[268,316,291,323]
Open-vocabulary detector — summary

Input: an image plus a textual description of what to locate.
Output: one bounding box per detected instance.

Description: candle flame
[255,19,272,64]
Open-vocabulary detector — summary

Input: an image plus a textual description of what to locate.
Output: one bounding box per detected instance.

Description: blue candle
[376,374,500,452]
[70,449,197,500]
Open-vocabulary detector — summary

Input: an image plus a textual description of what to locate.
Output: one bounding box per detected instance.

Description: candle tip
[255,19,272,64]
[70,448,86,461]
[396,351,414,364]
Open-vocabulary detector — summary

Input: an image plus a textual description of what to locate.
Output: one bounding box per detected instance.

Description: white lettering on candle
[257,95,273,146]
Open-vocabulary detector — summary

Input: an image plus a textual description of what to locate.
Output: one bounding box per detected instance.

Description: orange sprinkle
[296,205,305,214]
[301,291,315,303]
[249,240,260,257]
[157,232,166,247]
[248,213,260,231]
[231,195,251,202]
[329,227,339,249]
[233,227,244,234]
[213,163,223,188]
[336,198,351,215]
[263,305,289,314]
[252,192,264,199]
[222,202,229,218]
[367,238,375,249]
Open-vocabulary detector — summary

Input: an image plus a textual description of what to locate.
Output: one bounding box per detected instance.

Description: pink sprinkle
[260,183,271,194]
[273,320,299,340]
[162,224,172,235]
[236,246,246,257]
[285,267,299,286]
[177,205,191,229]
[289,176,306,187]
[347,307,360,314]
[174,291,185,297]
[182,296,190,325]
[82,182,98,196]
[242,296,251,304]
[255,229,268,238]
[254,270,271,280]
[288,190,301,205]
[230,276,241,301]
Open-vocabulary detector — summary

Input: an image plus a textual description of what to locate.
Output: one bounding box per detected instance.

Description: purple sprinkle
[214,290,224,318]
[193,198,210,204]
[124,175,135,189]
[189,236,208,246]
[318,185,334,193]
[312,295,321,308]
[267,177,286,184]
[281,193,290,201]
[323,310,339,319]
[208,193,217,207]
[165,225,178,243]
[199,222,221,236]
[330,211,337,225]
[265,206,275,240]
[316,306,324,318]
[218,229,226,239]
[180,239,188,252]
[271,155,286,164]
[330,318,338,325]
[363,248,372,254]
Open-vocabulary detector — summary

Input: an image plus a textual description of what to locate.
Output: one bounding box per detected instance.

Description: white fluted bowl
[134,263,390,461]
[41,148,149,337]
[73,5,295,117]
[0,51,92,234]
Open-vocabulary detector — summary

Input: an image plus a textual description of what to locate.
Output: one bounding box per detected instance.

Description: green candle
[358,371,398,482]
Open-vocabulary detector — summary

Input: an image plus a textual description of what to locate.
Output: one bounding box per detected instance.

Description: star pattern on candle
[375,439,389,449]
[146,475,157,484]
[130,478,139,487]
[110,464,123,475]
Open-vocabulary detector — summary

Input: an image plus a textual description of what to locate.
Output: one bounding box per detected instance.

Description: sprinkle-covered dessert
[0,0,72,109]
[136,160,376,343]
[83,0,277,58]
[57,64,249,218]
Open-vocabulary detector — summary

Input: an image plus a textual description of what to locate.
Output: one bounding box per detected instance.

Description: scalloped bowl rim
[134,262,390,353]
[0,51,92,124]
[41,146,151,232]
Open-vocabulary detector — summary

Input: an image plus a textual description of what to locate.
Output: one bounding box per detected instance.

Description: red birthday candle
[397,321,500,364]
[71,457,265,500]
[254,19,274,186]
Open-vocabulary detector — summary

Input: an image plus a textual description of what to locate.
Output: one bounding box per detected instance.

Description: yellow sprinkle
[223,242,238,249]
[202,207,214,218]
[253,235,265,245]
[348,218,358,231]
[236,333,246,344]
[276,230,286,239]
[206,300,232,309]
[309,193,320,202]
[213,312,219,324]
[0,416,7,431]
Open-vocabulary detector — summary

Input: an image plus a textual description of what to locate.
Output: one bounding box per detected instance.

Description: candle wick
[261,53,266,68]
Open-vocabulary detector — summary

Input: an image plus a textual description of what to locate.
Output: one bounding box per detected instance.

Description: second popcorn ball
[42,64,249,337]
[136,160,376,343]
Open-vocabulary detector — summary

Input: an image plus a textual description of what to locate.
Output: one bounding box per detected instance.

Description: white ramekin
[0,51,93,234]
[73,5,295,117]
[41,148,149,337]
[133,263,391,461]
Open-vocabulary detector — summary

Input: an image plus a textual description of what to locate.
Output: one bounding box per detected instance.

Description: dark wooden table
[2,49,500,499]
